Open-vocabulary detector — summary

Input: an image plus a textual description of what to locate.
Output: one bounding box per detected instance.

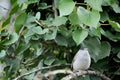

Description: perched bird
[0,0,14,31]
[0,0,11,19]
[72,48,91,71]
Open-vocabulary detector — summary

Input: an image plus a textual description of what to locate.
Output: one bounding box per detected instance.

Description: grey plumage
[72,48,91,71]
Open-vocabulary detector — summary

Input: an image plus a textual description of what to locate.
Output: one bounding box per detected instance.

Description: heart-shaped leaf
[72,29,88,45]
[58,0,75,16]
[84,37,111,62]
[77,7,100,28]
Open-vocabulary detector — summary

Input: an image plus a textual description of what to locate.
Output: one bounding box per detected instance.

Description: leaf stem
[76,3,87,6]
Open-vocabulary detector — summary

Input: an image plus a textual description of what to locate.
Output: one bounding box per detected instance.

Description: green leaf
[102,0,120,13]
[44,27,57,40]
[2,17,11,28]
[32,26,42,34]
[52,17,67,26]
[68,12,81,25]
[24,15,36,27]
[77,7,100,28]
[14,12,27,34]
[38,3,52,10]
[108,20,120,32]
[113,57,120,63]
[24,26,48,38]
[55,35,68,46]
[18,0,39,5]
[100,11,109,23]
[10,3,19,15]
[100,29,118,41]
[0,50,6,58]
[101,41,111,59]
[84,38,111,62]
[111,2,120,13]
[44,57,55,65]
[117,52,120,59]
[89,27,101,38]
[58,0,75,16]
[0,62,6,77]
[72,29,88,45]
[27,0,39,4]
[85,0,103,11]
[3,32,18,45]
[16,43,30,55]
[35,12,41,20]
[10,58,21,72]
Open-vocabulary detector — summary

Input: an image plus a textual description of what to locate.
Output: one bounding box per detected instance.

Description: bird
[72,47,91,71]
[0,0,11,19]
[0,0,14,31]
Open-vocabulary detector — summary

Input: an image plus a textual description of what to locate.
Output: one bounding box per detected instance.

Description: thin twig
[13,64,71,80]
[35,19,44,27]
[101,24,110,26]
[61,70,111,80]
[76,3,87,6]
[44,69,73,77]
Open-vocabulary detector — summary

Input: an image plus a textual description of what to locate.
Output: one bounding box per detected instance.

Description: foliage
[0,0,120,80]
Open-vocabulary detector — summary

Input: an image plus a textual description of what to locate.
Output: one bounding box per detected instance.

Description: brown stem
[52,0,58,18]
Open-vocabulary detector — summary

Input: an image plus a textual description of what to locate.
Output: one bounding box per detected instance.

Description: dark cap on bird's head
[81,43,88,50]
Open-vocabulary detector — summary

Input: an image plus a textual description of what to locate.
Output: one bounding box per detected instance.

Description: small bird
[72,48,91,71]
[0,0,11,19]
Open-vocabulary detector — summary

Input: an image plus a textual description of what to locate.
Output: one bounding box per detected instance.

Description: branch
[52,0,58,18]
[35,19,44,27]
[61,70,111,80]
[44,69,73,77]
[13,64,71,80]
[101,24,110,26]
[75,3,87,6]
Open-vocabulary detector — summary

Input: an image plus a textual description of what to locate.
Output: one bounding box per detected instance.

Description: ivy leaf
[58,0,75,16]
[100,29,118,42]
[2,17,10,28]
[85,0,103,11]
[52,17,67,26]
[103,0,120,13]
[44,27,57,40]
[72,29,88,45]
[16,43,30,55]
[109,20,120,32]
[55,35,68,46]
[100,41,111,59]
[68,12,81,25]
[89,27,101,38]
[117,52,120,59]
[3,32,18,45]
[14,12,27,34]
[35,12,41,20]
[84,38,111,62]
[77,7,100,28]
[24,26,48,38]
[0,50,6,58]
[44,57,55,65]
[18,0,39,5]
[100,11,109,23]
[111,2,120,13]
